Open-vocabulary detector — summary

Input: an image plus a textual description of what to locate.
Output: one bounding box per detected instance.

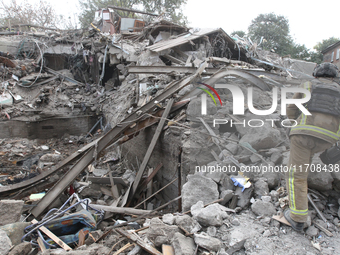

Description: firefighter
[284,62,340,231]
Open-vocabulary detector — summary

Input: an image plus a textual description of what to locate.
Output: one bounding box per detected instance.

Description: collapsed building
[0,9,340,255]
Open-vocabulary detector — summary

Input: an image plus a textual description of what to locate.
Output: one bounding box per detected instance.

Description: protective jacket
[287,78,340,144]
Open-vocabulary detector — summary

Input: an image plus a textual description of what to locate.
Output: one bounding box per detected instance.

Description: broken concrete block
[262,172,280,190]
[235,186,254,208]
[172,232,196,255]
[207,226,217,237]
[270,152,283,164]
[182,174,219,212]
[0,200,24,226]
[306,225,319,237]
[162,213,175,225]
[250,154,261,163]
[219,190,234,205]
[239,124,282,150]
[191,202,224,227]
[308,171,333,191]
[0,229,12,255]
[226,239,247,254]
[219,175,236,192]
[194,233,222,252]
[147,218,179,247]
[0,222,31,246]
[254,179,269,198]
[261,196,272,203]
[224,143,238,155]
[251,200,276,217]
[175,214,201,234]
[202,162,225,184]
[8,242,32,255]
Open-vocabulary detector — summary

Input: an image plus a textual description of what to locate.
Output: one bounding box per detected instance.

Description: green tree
[230,30,246,38]
[287,43,311,61]
[78,0,187,29]
[248,13,293,56]
[310,37,340,63]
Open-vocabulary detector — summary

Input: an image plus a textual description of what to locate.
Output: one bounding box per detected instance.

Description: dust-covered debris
[0,11,339,255]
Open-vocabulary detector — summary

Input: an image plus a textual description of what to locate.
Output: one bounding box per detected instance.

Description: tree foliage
[78,0,187,29]
[248,13,293,56]
[230,30,246,38]
[310,37,340,63]
[0,0,60,28]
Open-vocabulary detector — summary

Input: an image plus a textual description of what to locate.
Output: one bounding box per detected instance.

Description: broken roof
[146,27,247,60]
[321,40,340,54]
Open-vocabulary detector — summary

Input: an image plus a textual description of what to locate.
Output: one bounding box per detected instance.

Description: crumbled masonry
[0,13,340,255]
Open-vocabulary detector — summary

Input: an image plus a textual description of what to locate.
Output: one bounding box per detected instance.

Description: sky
[5,0,340,50]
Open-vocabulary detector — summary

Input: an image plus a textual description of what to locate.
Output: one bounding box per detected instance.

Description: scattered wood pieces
[162,244,175,255]
[37,237,46,252]
[107,239,124,255]
[112,242,134,255]
[31,219,72,251]
[313,221,333,237]
[78,229,86,247]
[117,229,162,255]
[272,214,291,226]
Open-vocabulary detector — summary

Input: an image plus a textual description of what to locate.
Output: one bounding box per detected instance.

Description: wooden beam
[130,99,174,198]
[89,204,152,215]
[109,170,120,199]
[31,219,72,251]
[146,168,153,198]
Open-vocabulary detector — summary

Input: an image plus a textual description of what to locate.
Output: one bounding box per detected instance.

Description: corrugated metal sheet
[146,28,237,53]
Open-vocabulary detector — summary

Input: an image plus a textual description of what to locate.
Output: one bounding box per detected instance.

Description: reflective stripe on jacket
[287,78,340,144]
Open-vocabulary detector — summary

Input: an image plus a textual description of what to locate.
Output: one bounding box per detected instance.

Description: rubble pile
[1,11,340,255]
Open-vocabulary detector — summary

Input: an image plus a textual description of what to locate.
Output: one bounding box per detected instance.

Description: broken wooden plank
[31,219,72,251]
[78,229,86,247]
[185,55,193,67]
[162,244,175,255]
[146,168,153,198]
[89,204,152,215]
[109,171,120,199]
[107,239,125,254]
[313,221,333,237]
[138,163,163,191]
[117,229,162,255]
[272,214,292,226]
[131,99,174,198]
[37,237,47,252]
[112,243,134,255]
